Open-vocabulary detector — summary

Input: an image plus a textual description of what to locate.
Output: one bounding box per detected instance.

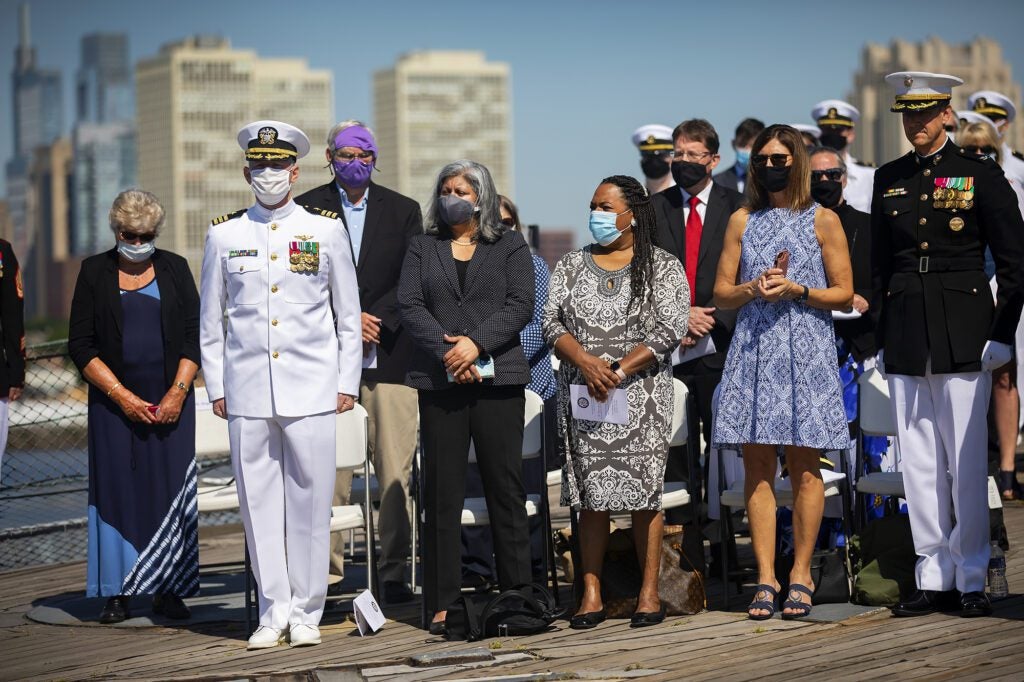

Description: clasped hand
[578,353,621,402]
[444,334,483,384]
[756,267,799,303]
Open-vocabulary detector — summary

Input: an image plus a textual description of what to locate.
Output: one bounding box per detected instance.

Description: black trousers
[419,384,531,613]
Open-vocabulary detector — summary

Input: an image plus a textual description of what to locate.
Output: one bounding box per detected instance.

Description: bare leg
[576,509,610,615]
[631,509,663,613]
[744,444,780,617]
[993,362,1019,499]
[783,445,824,616]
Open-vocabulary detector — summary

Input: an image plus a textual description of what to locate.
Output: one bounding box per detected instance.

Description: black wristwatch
[797,285,810,302]
[610,360,626,381]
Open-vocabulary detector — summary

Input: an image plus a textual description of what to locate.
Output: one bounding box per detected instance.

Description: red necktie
[685,195,702,303]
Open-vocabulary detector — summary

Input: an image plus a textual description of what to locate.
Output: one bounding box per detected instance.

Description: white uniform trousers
[888,368,991,592]
[229,410,336,629]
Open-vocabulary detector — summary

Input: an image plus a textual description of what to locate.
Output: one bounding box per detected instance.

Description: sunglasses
[750,153,792,168]
[813,168,845,182]
[962,145,996,157]
[119,231,156,243]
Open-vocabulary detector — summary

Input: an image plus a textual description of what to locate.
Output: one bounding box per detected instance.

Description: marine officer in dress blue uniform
[871,74,1024,618]
[199,120,362,649]
[811,99,876,213]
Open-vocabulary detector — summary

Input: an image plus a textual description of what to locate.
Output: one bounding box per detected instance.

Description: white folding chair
[854,367,904,529]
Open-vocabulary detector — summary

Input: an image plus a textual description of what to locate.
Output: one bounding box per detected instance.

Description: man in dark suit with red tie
[652,119,743,514]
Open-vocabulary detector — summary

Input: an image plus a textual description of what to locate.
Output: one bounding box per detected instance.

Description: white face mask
[249,166,293,205]
[118,240,155,263]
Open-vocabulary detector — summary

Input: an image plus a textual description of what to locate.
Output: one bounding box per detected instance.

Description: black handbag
[444,583,565,641]
[774,548,852,604]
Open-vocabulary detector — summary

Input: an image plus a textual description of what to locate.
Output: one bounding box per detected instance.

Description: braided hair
[600,175,657,315]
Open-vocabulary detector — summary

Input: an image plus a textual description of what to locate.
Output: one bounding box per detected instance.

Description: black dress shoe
[152,593,191,620]
[569,608,606,630]
[99,596,131,624]
[383,581,414,604]
[960,591,992,618]
[892,589,938,617]
[630,603,666,628]
[428,620,447,636]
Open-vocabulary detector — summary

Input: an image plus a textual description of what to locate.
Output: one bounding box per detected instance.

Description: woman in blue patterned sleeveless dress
[712,126,853,620]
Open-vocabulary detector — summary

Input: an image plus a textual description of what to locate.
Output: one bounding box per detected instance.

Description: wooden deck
[3,504,1024,681]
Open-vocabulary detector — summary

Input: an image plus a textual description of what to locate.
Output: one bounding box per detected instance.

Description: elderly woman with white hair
[69,189,201,624]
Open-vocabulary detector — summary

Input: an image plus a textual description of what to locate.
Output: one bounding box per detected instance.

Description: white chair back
[193,386,231,458]
[859,367,896,436]
[669,378,689,447]
[335,404,369,471]
[550,354,560,372]
[468,388,545,463]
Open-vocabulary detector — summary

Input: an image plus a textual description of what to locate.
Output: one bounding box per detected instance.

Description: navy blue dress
[86,279,199,597]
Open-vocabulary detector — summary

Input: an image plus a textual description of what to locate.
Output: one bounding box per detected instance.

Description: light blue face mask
[735,148,751,172]
[588,209,632,246]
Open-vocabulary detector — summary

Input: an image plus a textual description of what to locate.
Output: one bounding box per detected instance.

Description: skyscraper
[76,33,133,124]
[373,51,512,209]
[850,37,1021,166]
[135,36,333,275]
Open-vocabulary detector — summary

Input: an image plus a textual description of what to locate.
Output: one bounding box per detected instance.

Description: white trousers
[888,368,991,592]
[229,411,336,629]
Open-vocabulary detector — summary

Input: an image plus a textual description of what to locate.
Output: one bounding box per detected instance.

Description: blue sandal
[747,584,779,620]
[781,583,814,620]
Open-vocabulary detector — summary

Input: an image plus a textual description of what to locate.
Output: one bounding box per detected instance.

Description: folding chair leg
[569,508,582,608]
[244,540,254,636]
[720,502,730,611]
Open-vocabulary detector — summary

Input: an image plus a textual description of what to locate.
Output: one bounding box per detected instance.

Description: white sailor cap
[811,100,860,127]
[631,124,674,152]
[791,123,822,141]
[957,110,994,127]
[885,72,962,113]
[967,90,1016,123]
[237,120,310,161]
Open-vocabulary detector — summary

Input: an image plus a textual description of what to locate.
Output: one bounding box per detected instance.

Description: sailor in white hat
[632,124,676,195]
[811,99,875,213]
[872,73,1024,619]
[200,120,362,649]
[791,123,822,152]
[967,90,1024,188]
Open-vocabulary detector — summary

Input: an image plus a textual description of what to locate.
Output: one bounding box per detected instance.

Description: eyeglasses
[500,217,517,227]
[670,150,713,162]
[119,230,156,243]
[962,145,997,158]
[333,150,374,162]
[751,153,792,168]
[812,168,845,181]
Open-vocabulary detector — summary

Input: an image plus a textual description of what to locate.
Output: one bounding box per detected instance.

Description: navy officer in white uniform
[967,90,1024,188]
[200,120,362,649]
[811,99,876,213]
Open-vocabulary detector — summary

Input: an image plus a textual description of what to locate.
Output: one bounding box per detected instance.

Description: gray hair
[424,160,505,244]
[809,146,847,174]
[109,189,165,237]
[326,119,375,152]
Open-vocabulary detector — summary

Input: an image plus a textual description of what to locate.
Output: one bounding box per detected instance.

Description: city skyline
[2,0,1023,242]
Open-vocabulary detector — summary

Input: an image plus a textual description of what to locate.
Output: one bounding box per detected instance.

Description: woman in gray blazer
[398,160,534,634]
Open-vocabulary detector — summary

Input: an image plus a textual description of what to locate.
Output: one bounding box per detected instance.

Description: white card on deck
[353,589,385,635]
[570,384,628,425]
[362,343,378,369]
[988,476,1003,510]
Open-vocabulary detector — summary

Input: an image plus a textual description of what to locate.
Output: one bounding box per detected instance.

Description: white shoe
[288,624,321,647]
[247,625,286,650]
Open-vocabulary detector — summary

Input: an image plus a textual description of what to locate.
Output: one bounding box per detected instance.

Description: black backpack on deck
[444,582,565,641]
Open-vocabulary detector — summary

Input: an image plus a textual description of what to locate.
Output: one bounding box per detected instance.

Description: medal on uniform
[289,238,320,273]
[949,217,965,232]
[934,176,974,209]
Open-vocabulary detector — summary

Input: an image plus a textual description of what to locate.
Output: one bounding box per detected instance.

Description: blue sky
[2,0,1023,241]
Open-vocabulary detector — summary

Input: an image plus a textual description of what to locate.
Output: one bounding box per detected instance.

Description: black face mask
[640,155,670,179]
[757,165,791,193]
[819,131,848,152]
[670,160,709,190]
[810,179,844,208]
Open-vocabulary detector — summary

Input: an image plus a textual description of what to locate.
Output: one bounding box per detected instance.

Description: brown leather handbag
[600,524,707,618]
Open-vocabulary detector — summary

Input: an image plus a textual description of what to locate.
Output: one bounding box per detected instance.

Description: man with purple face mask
[296,120,423,605]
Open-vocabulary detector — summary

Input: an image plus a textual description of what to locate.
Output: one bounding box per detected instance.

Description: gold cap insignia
[904,76,913,87]
[258,127,278,145]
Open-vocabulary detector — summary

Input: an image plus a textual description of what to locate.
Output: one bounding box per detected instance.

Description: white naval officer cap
[631,124,674,152]
[237,120,311,161]
[885,72,963,113]
[957,110,994,127]
[791,123,822,141]
[967,90,1016,123]
[811,100,860,127]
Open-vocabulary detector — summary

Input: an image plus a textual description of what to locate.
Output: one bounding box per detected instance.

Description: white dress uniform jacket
[200,200,362,417]
[844,152,876,214]
[1001,142,1024,188]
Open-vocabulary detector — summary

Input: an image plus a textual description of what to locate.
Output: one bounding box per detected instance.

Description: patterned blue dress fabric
[713,203,849,450]
[86,279,199,597]
[521,254,556,400]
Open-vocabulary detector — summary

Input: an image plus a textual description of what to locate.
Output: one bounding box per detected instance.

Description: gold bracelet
[106,382,122,397]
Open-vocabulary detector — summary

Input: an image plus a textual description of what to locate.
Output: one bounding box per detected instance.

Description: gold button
[920,242,929,250]
[271,285,279,293]
[239,265,245,272]
[920,194,928,201]
[924,169,931,177]
[271,253,278,261]
[971,288,978,294]
[272,351,279,359]
[919,218,927,225]
[271,319,278,326]
[891,210,898,216]
[270,223,278,230]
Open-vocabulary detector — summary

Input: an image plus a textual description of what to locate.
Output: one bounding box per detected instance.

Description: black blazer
[295,180,423,384]
[713,164,743,193]
[832,202,876,362]
[0,240,25,393]
[652,181,743,370]
[68,248,201,390]
[398,230,534,391]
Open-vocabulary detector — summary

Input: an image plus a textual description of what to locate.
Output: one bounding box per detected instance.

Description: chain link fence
[0,341,233,571]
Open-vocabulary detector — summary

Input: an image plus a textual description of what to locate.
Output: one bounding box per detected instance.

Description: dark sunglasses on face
[813,168,845,182]
[750,153,792,168]
[962,145,997,157]
[119,230,156,243]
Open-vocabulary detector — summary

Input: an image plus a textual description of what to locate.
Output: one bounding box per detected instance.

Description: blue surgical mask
[588,209,632,246]
[735,149,751,171]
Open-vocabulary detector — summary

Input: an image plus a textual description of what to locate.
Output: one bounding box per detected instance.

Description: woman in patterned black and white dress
[543,175,688,629]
